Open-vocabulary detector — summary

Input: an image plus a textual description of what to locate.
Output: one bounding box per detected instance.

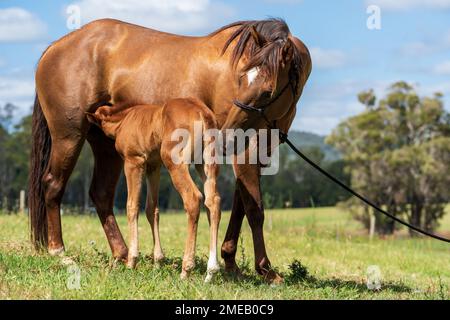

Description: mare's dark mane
[211,19,302,93]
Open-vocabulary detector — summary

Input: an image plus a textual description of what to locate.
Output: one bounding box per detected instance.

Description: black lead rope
[233,94,450,243]
[281,130,450,243]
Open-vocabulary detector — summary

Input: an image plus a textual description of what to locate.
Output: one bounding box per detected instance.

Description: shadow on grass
[286,275,412,293]
[101,252,413,294]
[220,259,412,294]
[141,254,209,274]
[282,259,412,294]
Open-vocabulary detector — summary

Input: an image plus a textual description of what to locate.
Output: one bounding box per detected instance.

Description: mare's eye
[261,91,271,100]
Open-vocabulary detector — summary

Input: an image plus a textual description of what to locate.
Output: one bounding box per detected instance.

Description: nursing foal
[86,98,221,281]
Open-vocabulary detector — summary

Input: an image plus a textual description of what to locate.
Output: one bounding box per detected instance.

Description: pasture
[0,207,449,300]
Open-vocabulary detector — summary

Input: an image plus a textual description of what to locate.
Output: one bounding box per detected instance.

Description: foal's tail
[29,94,51,249]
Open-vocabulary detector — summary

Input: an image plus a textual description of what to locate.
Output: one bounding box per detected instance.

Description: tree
[327,81,450,236]
[0,106,32,211]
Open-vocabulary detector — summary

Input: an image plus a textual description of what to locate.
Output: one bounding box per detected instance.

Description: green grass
[0,207,449,299]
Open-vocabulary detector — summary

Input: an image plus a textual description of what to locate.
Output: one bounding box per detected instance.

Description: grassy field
[0,207,449,300]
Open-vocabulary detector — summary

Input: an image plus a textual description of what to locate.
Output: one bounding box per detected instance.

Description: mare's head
[217,19,305,130]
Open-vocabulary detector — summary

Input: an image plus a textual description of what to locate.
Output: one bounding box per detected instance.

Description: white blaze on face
[247,67,259,86]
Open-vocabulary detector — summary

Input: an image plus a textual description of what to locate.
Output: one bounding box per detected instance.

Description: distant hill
[284,131,341,161]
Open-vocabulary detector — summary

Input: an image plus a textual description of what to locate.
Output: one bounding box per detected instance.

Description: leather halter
[232,61,299,138]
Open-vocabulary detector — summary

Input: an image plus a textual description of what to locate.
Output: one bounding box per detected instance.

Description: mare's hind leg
[87,126,128,261]
[164,160,202,279]
[145,165,165,265]
[44,135,85,255]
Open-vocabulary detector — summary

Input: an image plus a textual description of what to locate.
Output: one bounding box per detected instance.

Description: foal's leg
[198,164,221,282]
[123,158,145,268]
[165,161,202,279]
[145,165,165,266]
[195,165,210,223]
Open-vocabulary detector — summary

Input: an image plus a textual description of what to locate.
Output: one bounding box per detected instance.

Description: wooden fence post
[369,212,376,240]
[19,190,26,215]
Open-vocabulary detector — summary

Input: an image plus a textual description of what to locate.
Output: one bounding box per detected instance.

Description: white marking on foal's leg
[205,249,220,283]
[247,67,259,86]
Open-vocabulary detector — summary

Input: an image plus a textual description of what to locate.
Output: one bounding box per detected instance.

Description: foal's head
[218,19,303,130]
[86,106,131,138]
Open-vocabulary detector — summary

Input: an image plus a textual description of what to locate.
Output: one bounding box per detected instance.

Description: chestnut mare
[86,99,221,282]
[29,18,311,283]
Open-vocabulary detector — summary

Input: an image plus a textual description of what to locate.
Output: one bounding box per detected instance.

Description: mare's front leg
[235,162,283,284]
[123,157,145,269]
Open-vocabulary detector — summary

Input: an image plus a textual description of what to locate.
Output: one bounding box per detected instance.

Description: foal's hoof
[180,270,190,280]
[126,257,138,269]
[153,254,165,269]
[204,273,214,283]
[204,266,220,283]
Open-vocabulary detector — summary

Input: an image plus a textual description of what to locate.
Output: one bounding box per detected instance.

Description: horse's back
[36,19,201,114]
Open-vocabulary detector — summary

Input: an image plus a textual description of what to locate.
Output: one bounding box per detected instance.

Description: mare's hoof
[224,263,241,275]
[263,270,284,285]
[48,246,65,256]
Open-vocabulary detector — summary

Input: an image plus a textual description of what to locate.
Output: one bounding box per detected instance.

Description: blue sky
[0,0,449,134]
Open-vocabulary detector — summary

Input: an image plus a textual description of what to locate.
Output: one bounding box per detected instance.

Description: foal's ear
[85,112,102,127]
[250,25,265,48]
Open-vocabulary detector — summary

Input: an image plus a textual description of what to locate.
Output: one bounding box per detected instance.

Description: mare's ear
[281,38,294,67]
[250,25,265,48]
[85,112,102,127]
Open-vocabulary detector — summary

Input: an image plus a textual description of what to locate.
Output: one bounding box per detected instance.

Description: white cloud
[0,7,47,42]
[69,0,235,34]
[0,76,35,115]
[399,29,450,58]
[433,60,450,75]
[366,0,450,11]
[399,41,437,57]
[292,116,341,135]
[309,47,346,69]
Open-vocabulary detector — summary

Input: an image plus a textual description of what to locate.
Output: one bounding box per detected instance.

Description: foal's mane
[210,19,301,93]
